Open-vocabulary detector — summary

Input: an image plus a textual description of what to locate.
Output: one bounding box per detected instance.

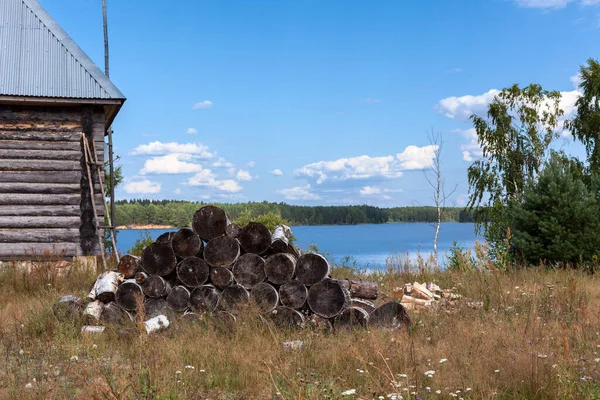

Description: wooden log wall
[0,104,106,259]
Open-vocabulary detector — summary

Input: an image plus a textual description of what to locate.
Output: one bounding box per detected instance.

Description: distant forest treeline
[114,200,475,227]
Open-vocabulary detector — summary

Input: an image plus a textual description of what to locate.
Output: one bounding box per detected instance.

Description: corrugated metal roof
[0,0,125,100]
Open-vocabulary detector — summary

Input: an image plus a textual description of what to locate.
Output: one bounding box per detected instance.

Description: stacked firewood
[398,282,462,311]
[57,205,410,333]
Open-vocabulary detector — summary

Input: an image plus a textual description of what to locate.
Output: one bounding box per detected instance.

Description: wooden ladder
[81,133,120,269]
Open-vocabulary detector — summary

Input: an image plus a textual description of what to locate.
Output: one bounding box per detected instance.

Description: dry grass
[1,256,600,399]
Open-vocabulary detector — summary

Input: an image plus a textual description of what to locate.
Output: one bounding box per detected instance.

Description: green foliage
[232,210,290,232]
[446,241,475,271]
[128,230,154,256]
[113,200,475,227]
[510,153,600,268]
[467,83,564,257]
[568,58,600,174]
[104,162,123,198]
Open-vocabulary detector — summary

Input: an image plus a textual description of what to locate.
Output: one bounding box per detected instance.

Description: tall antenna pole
[102,0,117,253]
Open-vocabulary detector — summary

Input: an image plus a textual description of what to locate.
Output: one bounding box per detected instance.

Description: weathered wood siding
[0,104,105,260]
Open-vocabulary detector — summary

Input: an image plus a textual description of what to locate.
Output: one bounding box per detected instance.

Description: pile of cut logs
[398,281,461,311]
[55,205,410,333]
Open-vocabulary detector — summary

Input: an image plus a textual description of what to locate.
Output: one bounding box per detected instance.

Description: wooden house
[0,0,126,260]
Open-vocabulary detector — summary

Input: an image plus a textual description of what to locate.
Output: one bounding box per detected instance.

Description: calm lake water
[117,222,478,268]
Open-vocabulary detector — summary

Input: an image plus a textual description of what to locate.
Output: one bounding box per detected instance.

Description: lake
[116,222,478,268]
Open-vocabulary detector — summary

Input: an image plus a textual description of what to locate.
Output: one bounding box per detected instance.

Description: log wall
[0,104,106,260]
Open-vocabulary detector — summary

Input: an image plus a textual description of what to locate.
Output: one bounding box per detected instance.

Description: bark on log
[115,280,144,312]
[0,194,81,205]
[0,171,81,184]
[0,205,80,216]
[192,205,229,241]
[336,279,378,300]
[118,255,140,279]
[176,257,210,288]
[156,231,175,244]
[89,271,123,303]
[287,243,301,259]
[83,300,104,323]
[334,306,370,329]
[369,301,411,329]
[144,298,170,319]
[0,130,80,141]
[144,315,170,334]
[172,228,202,258]
[296,253,330,286]
[237,222,271,254]
[279,280,308,309]
[0,229,80,243]
[190,284,220,313]
[203,235,240,267]
[167,286,191,312]
[52,295,84,321]
[0,182,83,194]
[0,159,81,171]
[307,278,350,318]
[210,266,234,289]
[250,282,279,313]
[219,284,250,310]
[265,253,296,285]
[101,302,132,324]
[270,224,291,253]
[232,253,266,289]
[0,140,80,151]
[141,242,177,276]
[0,243,81,259]
[0,216,80,229]
[350,298,376,313]
[0,149,81,160]
[142,275,172,298]
[135,271,148,284]
[271,306,305,328]
[225,223,241,239]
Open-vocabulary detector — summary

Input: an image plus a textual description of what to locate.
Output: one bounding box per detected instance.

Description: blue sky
[39,0,597,206]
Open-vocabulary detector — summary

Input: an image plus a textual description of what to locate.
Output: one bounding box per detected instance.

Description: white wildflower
[537,354,548,359]
[596,358,600,363]
[175,370,182,374]
[424,370,435,377]
[425,387,431,392]
[19,349,24,355]
[494,369,500,373]
[439,358,448,364]
[185,365,195,369]
[397,373,408,378]
[436,389,442,394]
[92,344,98,349]
[70,355,79,362]
[341,389,356,396]
[199,369,206,373]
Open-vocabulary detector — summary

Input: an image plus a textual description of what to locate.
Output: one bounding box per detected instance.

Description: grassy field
[1,254,600,399]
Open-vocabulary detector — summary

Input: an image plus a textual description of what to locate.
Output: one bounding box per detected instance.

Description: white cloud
[140,153,204,174]
[187,169,243,193]
[236,169,252,181]
[437,89,500,121]
[270,169,284,176]
[193,100,213,109]
[359,186,381,196]
[246,161,256,168]
[131,141,213,158]
[123,180,161,194]
[359,98,381,103]
[570,73,582,88]
[175,188,181,194]
[397,145,438,170]
[212,157,234,168]
[187,128,198,135]
[278,184,320,200]
[514,0,573,8]
[295,145,437,185]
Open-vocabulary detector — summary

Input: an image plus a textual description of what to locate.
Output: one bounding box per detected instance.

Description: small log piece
[219,284,250,311]
[156,231,175,244]
[270,224,291,253]
[192,205,229,241]
[89,271,123,303]
[225,223,241,239]
[142,275,172,298]
[115,280,144,312]
[286,243,301,259]
[265,253,296,285]
[370,301,411,329]
[101,302,132,324]
[237,222,271,255]
[271,306,304,328]
[250,282,279,313]
[296,253,330,286]
[52,295,84,321]
[279,280,308,309]
[172,228,202,258]
[190,285,220,313]
[203,235,240,267]
[336,279,378,300]
[167,286,191,312]
[141,242,177,276]
[117,255,140,279]
[232,253,266,289]
[134,271,148,284]
[210,266,234,289]
[350,298,376,313]
[144,298,170,319]
[83,300,104,323]
[176,257,210,288]
[334,306,370,329]
[144,315,170,334]
[307,278,350,318]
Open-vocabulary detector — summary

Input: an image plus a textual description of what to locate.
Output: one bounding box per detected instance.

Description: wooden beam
[0,216,81,229]
[0,160,81,171]
[0,140,80,151]
[0,194,81,205]
[0,242,80,259]
[0,131,81,141]
[0,229,80,243]
[0,183,83,194]
[0,205,81,216]
[0,171,81,184]
[0,149,81,161]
